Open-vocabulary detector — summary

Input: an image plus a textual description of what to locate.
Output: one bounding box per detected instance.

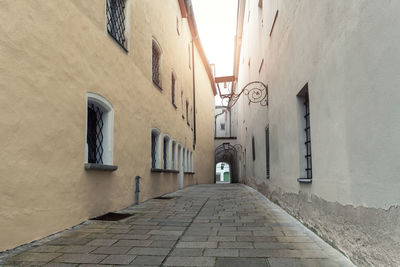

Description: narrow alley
[1,185,354,266]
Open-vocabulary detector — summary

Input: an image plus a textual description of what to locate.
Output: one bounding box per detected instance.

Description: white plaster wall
[234,0,400,209]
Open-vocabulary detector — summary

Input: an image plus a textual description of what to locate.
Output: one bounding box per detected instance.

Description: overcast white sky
[192,0,238,78]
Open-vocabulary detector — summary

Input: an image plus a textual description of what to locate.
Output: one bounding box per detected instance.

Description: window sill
[164,169,179,173]
[151,168,179,174]
[297,178,312,183]
[184,172,195,175]
[85,163,118,172]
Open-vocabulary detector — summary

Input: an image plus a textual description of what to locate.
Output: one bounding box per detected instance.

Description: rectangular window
[87,104,104,164]
[265,127,270,179]
[186,101,189,125]
[181,91,184,118]
[152,40,162,89]
[151,130,161,169]
[297,84,312,182]
[106,0,127,51]
[163,136,170,170]
[220,123,225,130]
[172,141,176,170]
[171,73,176,107]
[252,136,256,161]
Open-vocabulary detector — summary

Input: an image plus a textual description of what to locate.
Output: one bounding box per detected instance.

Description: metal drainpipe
[135,176,141,205]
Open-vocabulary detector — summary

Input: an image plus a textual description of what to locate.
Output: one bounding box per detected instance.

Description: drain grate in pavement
[90,212,134,221]
[153,196,177,200]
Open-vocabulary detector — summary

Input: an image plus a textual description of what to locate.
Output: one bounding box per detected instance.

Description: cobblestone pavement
[0,184,354,266]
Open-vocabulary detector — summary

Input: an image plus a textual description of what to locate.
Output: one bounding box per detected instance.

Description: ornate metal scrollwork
[221,81,268,108]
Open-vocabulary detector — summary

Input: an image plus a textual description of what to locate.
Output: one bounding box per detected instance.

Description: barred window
[172,140,177,170]
[86,93,114,166]
[163,135,170,170]
[252,136,256,161]
[106,0,127,50]
[152,39,162,88]
[265,126,270,179]
[171,72,177,107]
[87,104,104,164]
[186,101,189,125]
[297,84,312,183]
[151,129,161,169]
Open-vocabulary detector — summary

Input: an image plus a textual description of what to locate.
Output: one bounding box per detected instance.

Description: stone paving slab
[0,184,355,266]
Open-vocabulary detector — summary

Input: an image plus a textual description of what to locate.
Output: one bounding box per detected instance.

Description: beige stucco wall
[0,0,215,252]
[233,0,400,265]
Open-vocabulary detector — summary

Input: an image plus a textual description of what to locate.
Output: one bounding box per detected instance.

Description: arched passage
[214,143,242,183]
[216,162,231,183]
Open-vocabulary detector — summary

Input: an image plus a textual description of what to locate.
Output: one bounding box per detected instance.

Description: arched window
[183,148,187,172]
[171,140,177,170]
[163,135,170,170]
[151,128,162,169]
[171,72,177,107]
[177,144,182,170]
[190,152,193,172]
[152,38,162,89]
[85,93,114,166]
[186,150,190,172]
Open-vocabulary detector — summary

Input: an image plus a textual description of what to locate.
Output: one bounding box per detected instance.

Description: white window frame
[183,148,187,172]
[85,93,114,165]
[172,140,177,170]
[163,135,171,170]
[151,128,162,169]
[190,152,193,172]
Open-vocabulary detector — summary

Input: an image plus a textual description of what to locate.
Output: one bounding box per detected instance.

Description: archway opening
[216,162,231,183]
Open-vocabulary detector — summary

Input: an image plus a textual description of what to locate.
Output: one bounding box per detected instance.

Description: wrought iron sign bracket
[220,81,268,108]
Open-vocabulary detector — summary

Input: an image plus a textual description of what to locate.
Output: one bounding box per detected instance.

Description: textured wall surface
[0,0,215,251]
[233,0,400,266]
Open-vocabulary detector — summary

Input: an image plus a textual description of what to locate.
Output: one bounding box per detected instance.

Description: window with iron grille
[303,93,312,179]
[163,135,170,170]
[152,40,162,89]
[171,72,176,107]
[86,93,114,167]
[87,103,104,164]
[252,136,256,161]
[106,0,127,51]
[172,141,176,170]
[151,129,161,169]
[297,84,312,182]
[181,91,184,118]
[186,101,189,125]
[265,126,270,179]
[183,148,187,171]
